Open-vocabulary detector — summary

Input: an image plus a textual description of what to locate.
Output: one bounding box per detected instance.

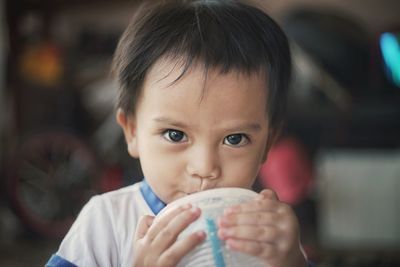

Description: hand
[217,189,307,267]
[133,204,206,267]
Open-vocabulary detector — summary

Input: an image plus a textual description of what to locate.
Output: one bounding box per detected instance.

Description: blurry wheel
[6,131,101,238]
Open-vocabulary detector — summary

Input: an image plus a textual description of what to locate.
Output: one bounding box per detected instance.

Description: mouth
[183,186,217,196]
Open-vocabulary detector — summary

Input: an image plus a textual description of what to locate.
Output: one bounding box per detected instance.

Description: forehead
[143,57,267,99]
[137,57,269,123]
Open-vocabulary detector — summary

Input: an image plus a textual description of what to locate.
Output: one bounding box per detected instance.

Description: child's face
[118,58,272,204]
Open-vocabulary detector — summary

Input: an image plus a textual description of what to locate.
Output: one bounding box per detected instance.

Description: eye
[223,134,249,147]
[163,129,187,143]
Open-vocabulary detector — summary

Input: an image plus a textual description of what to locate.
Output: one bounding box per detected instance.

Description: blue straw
[206,218,226,267]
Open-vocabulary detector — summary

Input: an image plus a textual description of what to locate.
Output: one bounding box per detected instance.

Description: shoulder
[55,182,150,266]
[61,183,146,241]
[74,183,144,220]
[84,182,152,240]
[96,182,151,216]
[100,182,143,202]
[97,182,142,207]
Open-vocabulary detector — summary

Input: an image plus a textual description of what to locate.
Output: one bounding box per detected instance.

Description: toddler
[46,1,310,266]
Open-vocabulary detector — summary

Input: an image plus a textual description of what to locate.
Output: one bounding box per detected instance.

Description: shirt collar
[140,179,166,215]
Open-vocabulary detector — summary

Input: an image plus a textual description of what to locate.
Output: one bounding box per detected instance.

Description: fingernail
[190,206,200,215]
[219,228,231,237]
[256,193,265,200]
[181,203,191,210]
[196,231,206,239]
[217,229,226,239]
[226,239,238,250]
[225,206,239,215]
[219,216,229,226]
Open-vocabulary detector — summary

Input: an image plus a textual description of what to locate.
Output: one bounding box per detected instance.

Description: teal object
[206,218,226,267]
[380,32,400,87]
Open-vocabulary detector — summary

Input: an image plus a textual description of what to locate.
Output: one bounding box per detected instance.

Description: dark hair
[112,0,291,133]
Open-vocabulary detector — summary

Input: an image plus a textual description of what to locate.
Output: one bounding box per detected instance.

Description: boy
[46,1,310,266]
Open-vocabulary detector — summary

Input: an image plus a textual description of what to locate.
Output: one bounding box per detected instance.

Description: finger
[223,198,279,215]
[257,191,295,217]
[226,238,277,260]
[146,204,192,241]
[135,215,155,241]
[218,211,280,227]
[151,206,201,249]
[157,231,206,266]
[218,225,279,243]
[259,189,279,200]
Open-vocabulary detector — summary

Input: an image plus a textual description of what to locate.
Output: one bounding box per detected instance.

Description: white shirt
[46,182,159,267]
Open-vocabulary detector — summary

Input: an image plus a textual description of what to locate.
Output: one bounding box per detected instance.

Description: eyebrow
[152,116,263,132]
[153,117,189,128]
[227,123,262,132]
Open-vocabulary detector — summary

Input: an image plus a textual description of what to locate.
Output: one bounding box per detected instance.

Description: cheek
[139,145,183,204]
[138,138,184,181]
[141,149,175,176]
[222,151,263,187]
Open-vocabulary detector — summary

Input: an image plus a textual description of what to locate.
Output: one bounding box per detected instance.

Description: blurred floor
[0,237,59,267]
[0,204,60,267]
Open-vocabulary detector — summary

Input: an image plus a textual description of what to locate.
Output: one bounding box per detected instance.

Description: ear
[116,108,139,158]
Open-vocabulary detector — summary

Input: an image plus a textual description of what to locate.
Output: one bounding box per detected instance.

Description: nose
[186,144,221,180]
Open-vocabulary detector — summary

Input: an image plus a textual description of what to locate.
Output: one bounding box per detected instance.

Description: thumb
[259,188,279,201]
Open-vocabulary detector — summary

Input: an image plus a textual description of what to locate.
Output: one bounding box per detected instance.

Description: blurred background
[0,0,399,266]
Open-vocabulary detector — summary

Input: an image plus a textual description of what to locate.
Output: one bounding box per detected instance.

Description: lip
[181,185,218,196]
[185,187,217,195]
